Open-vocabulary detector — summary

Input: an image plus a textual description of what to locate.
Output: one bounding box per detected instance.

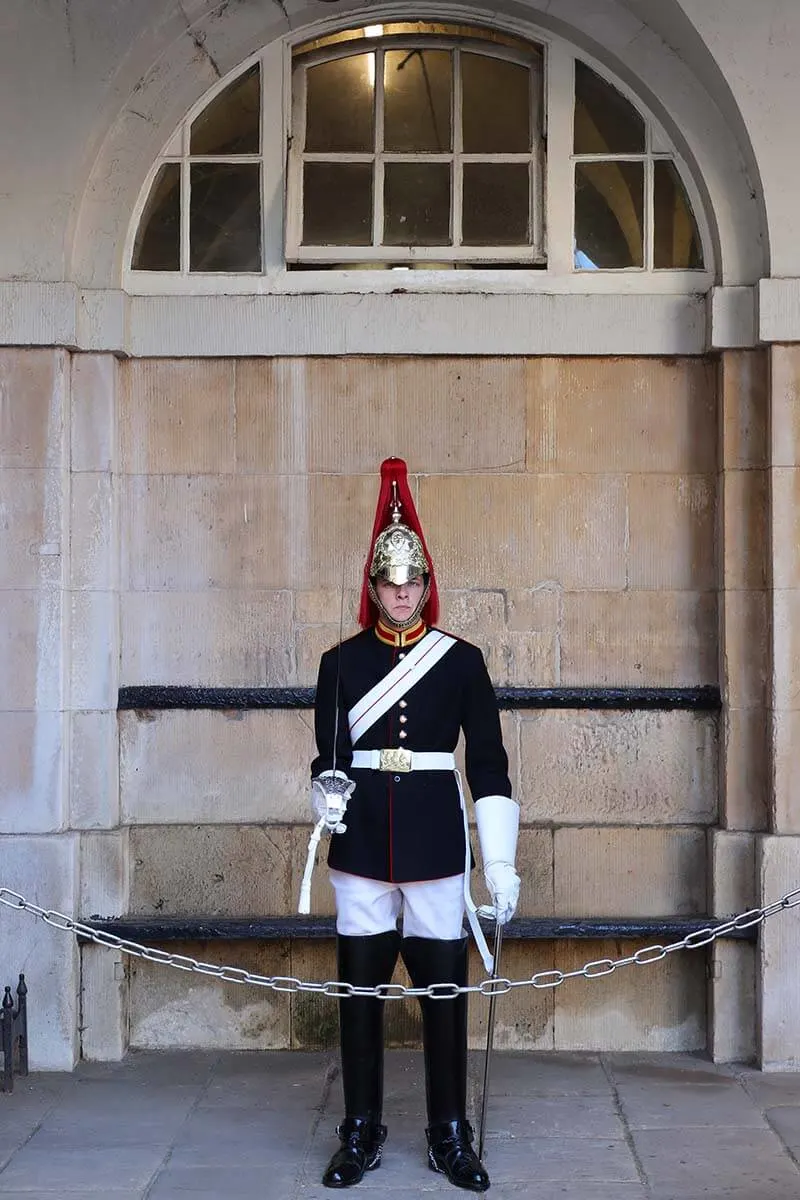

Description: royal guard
[308,458,521,1192]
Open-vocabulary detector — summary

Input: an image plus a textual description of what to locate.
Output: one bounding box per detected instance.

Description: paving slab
[632,1126,800,1194]
[616,1082,769,1130]
[0,1145,169,1193]
[765,1104,800,1150]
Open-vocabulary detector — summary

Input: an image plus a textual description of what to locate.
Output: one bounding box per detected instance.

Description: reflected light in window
[365,26,382,83]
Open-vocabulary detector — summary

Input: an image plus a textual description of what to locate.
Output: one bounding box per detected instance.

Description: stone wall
[110,353,721,1053]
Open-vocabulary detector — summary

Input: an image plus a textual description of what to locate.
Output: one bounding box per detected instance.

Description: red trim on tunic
[374,618,427,647]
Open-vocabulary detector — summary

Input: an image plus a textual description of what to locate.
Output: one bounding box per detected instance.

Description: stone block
[720,469,768,590]
[235,357,528,474]
[561,590,717,686]
[771,468,800,589]
[506,586,561,634]
[440,589,510,639]
[0,348,67,469]
[627,475,716,590]
[120,590,293,686]
[80,944,128,1061]
[128,823,293,916]
[719,707,769,831]
[553,827,707,916]
[71,354,116,473]
[758,835,800,1068]
[771,589,800,711]
[526,357,716,473]
[772,708,800,835]
[128,939,291,1050]
[119,359,235,474]
[0,468,62,588]
[70,590,117,711]
[518,711,717,826]
[720,589,769,709]
[69,709,120,830]
[709,830,756,915]
[0,711,63,833]
[514,826,555,917]
[294,588,360,629]
[770,344,800,468]
[0,833,79,1069]
[121,473,378,591]
[720,349,767,470]
[553,938,705,1051]
[120,710,314,825]
[294,623,340,687]
[419,474,627,591]
[70,472,114,590]
[0,588,62,710]
[79,829,128,917]
[708,940,756,1063]
[468,941,555,1051]
[485,630,559,687]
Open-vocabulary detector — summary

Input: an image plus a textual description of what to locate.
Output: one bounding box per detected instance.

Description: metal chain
[2,885,800,1000]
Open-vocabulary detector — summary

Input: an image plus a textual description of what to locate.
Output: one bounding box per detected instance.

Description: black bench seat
[81,915,755,943]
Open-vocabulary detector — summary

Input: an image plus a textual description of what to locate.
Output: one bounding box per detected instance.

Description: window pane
[190,163,261,271]
[462,163,529,245]
[575,161,643,268]
[654,160,704,269]
[574,61,644,154]
[190,64,260,155]
[384,163,451,245]
[384,49,452,151]
[306,56,374,152]
[132,163,181,270]
[303,163,373,245]
[462,54,530,153]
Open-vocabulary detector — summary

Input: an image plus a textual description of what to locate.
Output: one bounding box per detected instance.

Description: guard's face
[374,575,425,626]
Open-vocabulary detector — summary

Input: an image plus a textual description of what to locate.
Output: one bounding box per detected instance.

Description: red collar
[374,618,427,648]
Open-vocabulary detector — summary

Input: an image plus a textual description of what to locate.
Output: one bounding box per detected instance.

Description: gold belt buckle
[379,748,413,772]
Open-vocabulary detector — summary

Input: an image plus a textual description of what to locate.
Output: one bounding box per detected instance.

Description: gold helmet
[370,504,429,586]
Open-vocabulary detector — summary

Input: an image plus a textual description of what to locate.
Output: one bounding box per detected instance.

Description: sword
[477,917,504,1162]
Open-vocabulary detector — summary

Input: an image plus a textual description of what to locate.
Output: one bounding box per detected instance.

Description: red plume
[358,457,439,628]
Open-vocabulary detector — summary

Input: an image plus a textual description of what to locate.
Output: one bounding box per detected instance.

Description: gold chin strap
[368,577,430,632]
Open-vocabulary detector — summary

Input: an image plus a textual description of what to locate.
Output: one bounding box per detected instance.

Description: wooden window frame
[286,34,546,265]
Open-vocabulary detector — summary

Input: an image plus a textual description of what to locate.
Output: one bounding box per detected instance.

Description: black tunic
[311,627,512,883]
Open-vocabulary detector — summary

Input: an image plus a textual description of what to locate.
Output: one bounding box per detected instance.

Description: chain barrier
[2,885,800,1001]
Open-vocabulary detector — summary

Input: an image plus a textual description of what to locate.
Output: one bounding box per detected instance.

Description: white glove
[483,860,521,925]
[311,770,355,834]
[475,794,521,925]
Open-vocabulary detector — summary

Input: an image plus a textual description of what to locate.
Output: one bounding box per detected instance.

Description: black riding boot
[322,930,400,1189]
[401,936,490,1193]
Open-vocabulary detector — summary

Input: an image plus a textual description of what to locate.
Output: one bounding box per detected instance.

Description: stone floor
[2,1050,800,1198]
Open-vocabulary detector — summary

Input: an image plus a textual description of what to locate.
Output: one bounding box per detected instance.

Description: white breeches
[329,869,466,939]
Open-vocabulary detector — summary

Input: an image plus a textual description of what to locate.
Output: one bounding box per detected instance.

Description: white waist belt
[351,749,455,772]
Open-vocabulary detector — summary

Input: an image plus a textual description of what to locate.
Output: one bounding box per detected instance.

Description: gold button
[399,731,407,739]
[399,715,407,724]
[399,700,408,708]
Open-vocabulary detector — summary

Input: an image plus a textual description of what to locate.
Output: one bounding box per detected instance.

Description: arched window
[129,23,706,277]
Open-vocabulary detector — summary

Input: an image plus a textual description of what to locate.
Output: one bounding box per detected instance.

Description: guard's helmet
[358,458,439,628]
